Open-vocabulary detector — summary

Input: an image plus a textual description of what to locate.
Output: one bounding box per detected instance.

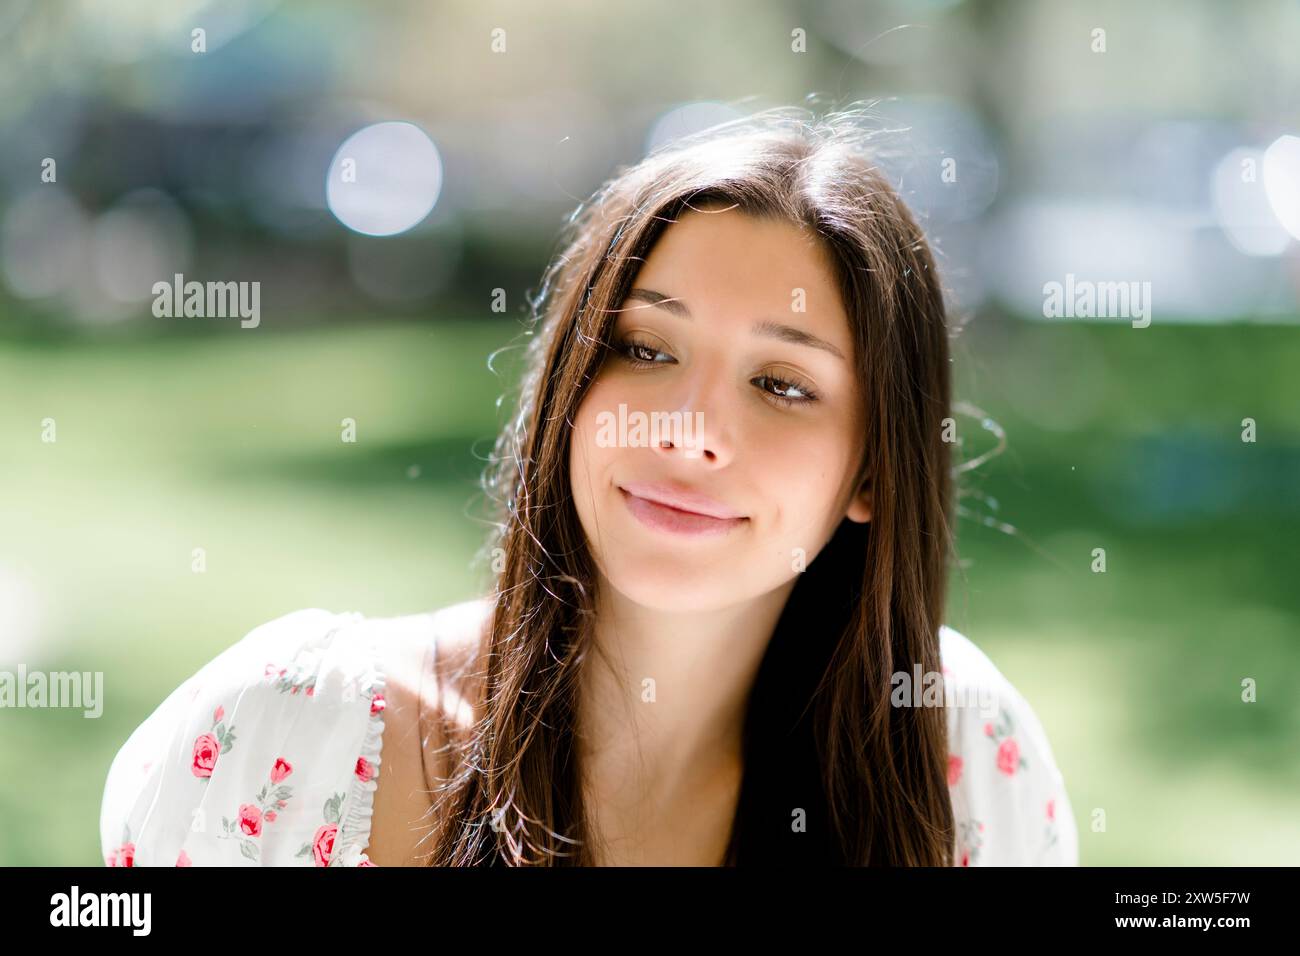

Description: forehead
[631,206,848,324]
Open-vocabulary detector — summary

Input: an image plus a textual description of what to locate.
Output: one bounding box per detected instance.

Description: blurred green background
[1,0,1298,866]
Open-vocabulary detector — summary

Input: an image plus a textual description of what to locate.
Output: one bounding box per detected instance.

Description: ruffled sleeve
[99,608,385,867]
[940,625,1079,866]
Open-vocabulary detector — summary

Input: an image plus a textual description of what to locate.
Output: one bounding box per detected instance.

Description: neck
[576,572,796,807]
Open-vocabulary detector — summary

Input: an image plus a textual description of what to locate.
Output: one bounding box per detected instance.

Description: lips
[617,481,745,520]
[617,482,747,537]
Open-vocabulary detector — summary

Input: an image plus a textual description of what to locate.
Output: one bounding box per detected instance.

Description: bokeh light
[91,189,193,306]
[326,121,443,237]
[0,187,86,301]
[1262,134,1300,241]
[645,102,746,155]
[1212,147,1292,257]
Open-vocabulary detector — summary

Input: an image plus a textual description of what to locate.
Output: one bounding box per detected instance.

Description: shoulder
[358,595,492,757]
[100,608,385,867]
[939,625,1079,866]
[359,596,494,866]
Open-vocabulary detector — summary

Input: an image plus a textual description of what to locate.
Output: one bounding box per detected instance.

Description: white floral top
[99,608,1078,867]
[938,623,1078,865]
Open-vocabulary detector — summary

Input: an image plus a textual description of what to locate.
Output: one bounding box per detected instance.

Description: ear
[845,477,872,524]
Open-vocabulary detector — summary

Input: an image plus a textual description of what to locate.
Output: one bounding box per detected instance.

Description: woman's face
[569,205,871,614]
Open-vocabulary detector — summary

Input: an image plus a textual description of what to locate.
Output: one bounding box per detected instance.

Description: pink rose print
[984,707,1029,775]
[297,792,347,865]
[268,663,316,696]
[312,824,338,867]
[218,757,296,861]
[359,858,376,867]
[356,757,374,783]
[192,707,237,778]
[370,692,386,716]
[947,755,963,786]
[957,819,984,865]
[238,804,263,837]
[270,757,293,783]
[176,849,192,867]
[107,842,136,867]
[191,732,220,778]
[1042,797,1062,852]
[996,738,1021,776]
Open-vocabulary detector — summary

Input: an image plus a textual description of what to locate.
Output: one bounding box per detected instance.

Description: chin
[600,554,748,614]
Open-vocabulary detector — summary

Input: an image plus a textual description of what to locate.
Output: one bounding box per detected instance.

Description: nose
[650,372,735,468]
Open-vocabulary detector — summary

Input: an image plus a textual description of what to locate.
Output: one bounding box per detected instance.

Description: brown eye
[613,336,820,409]
[753,373,819,407]
[614,336,674,366]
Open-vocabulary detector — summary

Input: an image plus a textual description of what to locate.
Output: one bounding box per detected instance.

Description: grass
[1,314,1296,865]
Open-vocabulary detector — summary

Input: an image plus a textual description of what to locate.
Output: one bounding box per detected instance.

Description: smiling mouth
[618,487,748,537]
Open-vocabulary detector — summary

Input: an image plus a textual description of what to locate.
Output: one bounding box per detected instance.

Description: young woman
[100,108,1077,867]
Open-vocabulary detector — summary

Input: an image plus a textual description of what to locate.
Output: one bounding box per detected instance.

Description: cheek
[756,417,855,534]
[568,383,617,521]
[569,397,596,498]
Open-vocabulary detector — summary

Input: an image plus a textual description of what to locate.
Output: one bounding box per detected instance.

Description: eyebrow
[623,288,847,362]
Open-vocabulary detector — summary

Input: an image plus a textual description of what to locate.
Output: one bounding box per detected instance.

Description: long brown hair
[425,105,957,865]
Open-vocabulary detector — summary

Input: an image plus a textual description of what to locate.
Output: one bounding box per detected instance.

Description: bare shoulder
[359,597,493,866]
